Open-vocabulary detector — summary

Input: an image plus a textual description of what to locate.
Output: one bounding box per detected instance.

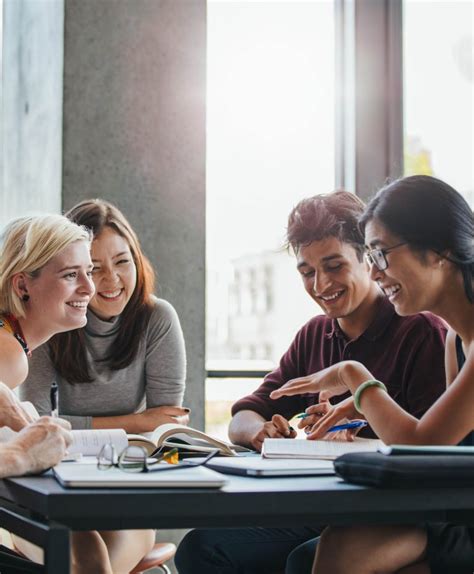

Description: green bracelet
[353,379,387,414]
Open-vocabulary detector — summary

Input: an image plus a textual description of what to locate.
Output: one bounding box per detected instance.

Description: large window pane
[206,0,336,437]
[403,0,473,203]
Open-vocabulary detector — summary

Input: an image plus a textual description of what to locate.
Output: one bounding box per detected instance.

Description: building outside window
[206,0,336,438]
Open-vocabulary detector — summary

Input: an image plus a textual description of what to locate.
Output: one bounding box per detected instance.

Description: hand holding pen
[295,395,365,441]
[296,414,367,433]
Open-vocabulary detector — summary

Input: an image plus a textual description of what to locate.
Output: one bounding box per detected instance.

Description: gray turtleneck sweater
[20,297,186,429]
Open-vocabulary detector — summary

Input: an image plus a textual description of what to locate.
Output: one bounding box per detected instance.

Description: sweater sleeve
[144,298,187,407]
[20,344,93,429]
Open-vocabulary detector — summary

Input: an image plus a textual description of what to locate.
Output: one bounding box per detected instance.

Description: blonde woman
[0,214,154,573]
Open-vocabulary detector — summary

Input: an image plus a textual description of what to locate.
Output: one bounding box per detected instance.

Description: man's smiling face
[296,236,373,320]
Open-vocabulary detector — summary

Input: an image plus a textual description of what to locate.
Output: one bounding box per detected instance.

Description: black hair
[360,175,474,302]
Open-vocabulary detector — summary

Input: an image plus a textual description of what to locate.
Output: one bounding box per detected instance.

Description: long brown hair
[49,199,156,383]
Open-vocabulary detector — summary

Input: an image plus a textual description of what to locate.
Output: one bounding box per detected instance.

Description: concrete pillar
[1,0,64,227]
[62,0,206,433]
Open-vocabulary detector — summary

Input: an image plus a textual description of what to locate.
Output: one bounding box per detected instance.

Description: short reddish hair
[286,191,366,260]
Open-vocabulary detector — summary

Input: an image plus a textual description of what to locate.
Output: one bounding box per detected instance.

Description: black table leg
[0,499,71,573]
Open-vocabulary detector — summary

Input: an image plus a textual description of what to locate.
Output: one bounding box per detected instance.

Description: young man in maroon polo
[175,191,447,574]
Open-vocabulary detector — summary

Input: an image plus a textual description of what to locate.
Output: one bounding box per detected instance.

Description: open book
[67,425,251,458]
[262,437,384,461]
[128,424,252,457]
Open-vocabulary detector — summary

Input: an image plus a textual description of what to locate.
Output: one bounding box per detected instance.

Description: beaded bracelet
[353,379,388,414]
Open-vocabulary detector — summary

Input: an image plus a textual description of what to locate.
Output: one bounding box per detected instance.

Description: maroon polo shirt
[231,296,447,438]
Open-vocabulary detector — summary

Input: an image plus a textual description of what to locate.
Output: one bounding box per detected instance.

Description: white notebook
[262,437,384,460]
[54,462,227,489]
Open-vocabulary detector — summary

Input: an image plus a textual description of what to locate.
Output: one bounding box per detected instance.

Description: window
[403,0,473,203]
[206,0,336,437]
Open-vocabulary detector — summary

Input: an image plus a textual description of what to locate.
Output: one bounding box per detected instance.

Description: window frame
[206,0,404,380]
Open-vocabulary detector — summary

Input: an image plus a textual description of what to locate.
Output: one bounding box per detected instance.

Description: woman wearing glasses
[21,200,188,573]
[271,175,474,574]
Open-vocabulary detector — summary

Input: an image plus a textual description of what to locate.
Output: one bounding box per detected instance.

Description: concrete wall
[62,0,206,432]
[3,2,206,566]
[1,0,64,227]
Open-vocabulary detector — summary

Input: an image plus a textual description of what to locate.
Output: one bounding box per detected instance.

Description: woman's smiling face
[88,227,137,320]
[364,218,444,316]
[22,240,95,333]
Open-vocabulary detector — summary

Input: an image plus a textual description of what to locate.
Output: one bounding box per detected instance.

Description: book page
[152,424,237,454]
[263,437,384,460]
[127,434,157,456]
[20,401,40,420]
[68,429,129,456]
[0,427,17,443]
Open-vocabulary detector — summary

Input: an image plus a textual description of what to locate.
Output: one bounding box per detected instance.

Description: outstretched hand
[270,361,374,403]
[270,364,349,401]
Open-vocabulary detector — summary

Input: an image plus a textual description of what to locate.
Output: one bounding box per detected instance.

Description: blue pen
[326,421,367,433]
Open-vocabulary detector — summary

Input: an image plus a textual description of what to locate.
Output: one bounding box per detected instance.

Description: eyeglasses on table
[97,444,220,473]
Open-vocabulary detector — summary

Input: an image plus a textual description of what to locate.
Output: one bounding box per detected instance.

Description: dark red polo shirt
[231,296,447,438]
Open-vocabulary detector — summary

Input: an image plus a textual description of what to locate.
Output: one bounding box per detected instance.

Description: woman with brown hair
[21,199,188,434]
[21,200,188,573]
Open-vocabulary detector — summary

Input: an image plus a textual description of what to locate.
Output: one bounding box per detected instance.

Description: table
[1,472,474,573]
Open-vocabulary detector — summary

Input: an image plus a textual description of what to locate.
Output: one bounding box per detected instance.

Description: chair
[129,542,176,574]
[10,540,176,574]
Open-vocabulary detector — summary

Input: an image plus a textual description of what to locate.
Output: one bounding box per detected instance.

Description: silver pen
[50,381,58,418]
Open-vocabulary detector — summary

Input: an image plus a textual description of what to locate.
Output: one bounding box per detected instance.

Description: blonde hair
[0,214,91,318]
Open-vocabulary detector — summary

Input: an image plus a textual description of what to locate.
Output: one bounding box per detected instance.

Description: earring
[22,294,30,302]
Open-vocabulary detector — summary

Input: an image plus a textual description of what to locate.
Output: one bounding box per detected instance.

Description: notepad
[53,462,227,488]
[262,437,384,460]
[379,444,474,456]
[68,429,129,456]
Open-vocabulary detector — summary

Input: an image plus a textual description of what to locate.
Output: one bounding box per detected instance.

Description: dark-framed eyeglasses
[365,242,407,271]
[97,444,219,473]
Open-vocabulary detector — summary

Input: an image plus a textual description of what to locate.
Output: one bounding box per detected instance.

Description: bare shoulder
[445,328,458,387]
[452,340,474,388]
[0,331,28,388]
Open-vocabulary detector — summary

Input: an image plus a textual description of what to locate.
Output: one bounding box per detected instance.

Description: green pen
[295,412,309,419]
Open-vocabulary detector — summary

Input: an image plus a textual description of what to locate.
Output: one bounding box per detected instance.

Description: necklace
[0,314,31,357]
